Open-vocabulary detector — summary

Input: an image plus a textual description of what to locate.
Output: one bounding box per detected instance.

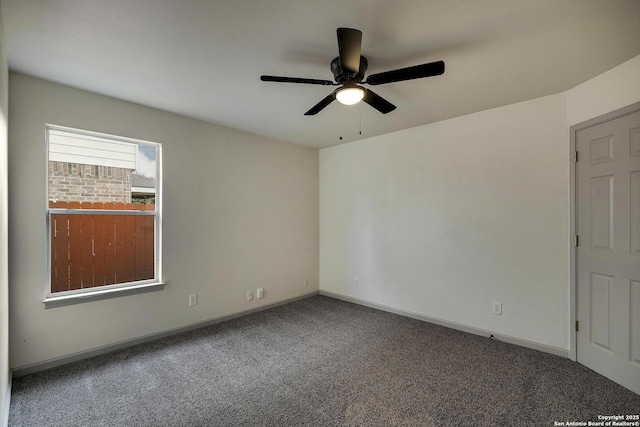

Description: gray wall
[8,73,319,368]
[320,94,570,351]
[0,5,9,426]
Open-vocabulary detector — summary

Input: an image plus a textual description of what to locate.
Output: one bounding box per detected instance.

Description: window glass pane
[47,126,159,295]
[131,143,157,208]
[49,211,155,292]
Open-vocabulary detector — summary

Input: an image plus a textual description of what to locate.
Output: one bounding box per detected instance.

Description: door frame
[569,100,640,362]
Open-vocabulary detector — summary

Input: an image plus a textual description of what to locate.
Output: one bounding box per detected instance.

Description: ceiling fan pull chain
[339,104,346,141]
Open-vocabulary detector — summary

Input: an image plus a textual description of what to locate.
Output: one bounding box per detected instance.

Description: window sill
[43,282,164,308]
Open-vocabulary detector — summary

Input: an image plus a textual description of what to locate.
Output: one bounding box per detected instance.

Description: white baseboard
[12,291,319,377]
[2,370,10,427]
[12,289,567,379]
[320,290,568,358]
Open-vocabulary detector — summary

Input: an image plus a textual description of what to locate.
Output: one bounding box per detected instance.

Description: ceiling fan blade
[362,88,396,114]
[304,93,336,115]
[365,60,445,86]
[261,75,336,86]
[337,28,362,74]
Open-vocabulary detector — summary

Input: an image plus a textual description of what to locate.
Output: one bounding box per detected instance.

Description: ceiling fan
[260,28,445,116]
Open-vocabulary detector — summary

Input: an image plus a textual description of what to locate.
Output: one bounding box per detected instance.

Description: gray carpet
[8,295,640,426]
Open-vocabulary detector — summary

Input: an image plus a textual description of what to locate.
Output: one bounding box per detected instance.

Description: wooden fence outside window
[49,201,155,293]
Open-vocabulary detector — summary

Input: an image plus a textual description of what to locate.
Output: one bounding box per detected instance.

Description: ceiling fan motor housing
[331,56,368,85]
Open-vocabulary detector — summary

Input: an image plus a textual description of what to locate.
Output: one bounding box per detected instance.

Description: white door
[576,108,640,394]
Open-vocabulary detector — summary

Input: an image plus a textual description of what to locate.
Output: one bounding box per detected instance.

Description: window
[45,125,162,306]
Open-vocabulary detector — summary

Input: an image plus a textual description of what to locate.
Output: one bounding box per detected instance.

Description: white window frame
[44,124,163,307]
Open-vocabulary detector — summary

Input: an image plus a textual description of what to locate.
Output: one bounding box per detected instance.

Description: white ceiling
[2,0,640,148]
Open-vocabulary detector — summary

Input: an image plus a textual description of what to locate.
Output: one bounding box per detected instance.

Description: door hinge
[575,320,579,332]
[575,235,579,247]
[574,151,578,162]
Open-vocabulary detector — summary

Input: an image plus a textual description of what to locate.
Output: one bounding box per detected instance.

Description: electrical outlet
[492,301,502,315]
[189,294,198,307]
[354,277,359,286]
[256,288,264,299]
[247,290,253,301]
[304,278,309,287]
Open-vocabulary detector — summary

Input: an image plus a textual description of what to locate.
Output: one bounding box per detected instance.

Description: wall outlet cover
[189,294,198,306]
[492,301,502,315]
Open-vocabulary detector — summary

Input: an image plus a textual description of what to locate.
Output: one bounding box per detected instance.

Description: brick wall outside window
[48,161,132,203]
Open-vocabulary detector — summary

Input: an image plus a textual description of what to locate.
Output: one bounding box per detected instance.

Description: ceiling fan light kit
[260,28,445,115]
[336,86,365,105]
